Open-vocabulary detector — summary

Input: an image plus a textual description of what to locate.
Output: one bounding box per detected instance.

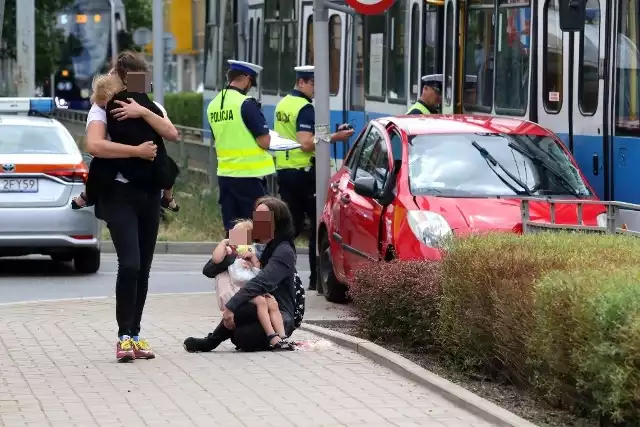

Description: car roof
[0,114,63,128]
[378,114,556,138]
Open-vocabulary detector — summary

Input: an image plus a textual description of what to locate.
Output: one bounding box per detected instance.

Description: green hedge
[350,232,640,424]
[149,92,203,128]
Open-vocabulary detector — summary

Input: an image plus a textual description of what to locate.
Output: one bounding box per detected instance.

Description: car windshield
[0,125,73,154]
[408,133,592,197]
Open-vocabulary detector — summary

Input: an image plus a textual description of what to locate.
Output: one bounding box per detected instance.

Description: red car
[318,115,606,303]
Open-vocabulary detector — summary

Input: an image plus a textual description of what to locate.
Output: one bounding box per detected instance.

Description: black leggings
[98,182,160,337]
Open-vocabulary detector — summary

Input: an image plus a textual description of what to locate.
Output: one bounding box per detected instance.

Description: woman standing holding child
[84,50,180,362]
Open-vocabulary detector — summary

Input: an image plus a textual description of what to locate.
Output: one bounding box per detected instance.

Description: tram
[202,0,640,203]
[44,0,127,110]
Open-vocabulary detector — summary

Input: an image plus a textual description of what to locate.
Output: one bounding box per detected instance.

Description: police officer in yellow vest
[274,65,354,291]
[407,74,443,115]
[207,60,274,233]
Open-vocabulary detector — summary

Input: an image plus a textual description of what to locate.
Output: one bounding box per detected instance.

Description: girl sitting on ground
[71,72,180,212]
[206,219,293,350]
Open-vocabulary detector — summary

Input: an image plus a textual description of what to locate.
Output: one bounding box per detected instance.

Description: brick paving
[0,294,493,427]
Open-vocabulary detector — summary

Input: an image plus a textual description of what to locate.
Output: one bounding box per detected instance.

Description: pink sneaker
[132,338,155,359]
[116,337,135,362]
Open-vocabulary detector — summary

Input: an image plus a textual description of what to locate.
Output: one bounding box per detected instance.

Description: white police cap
[228,60,263,77]
[294,65,315,79]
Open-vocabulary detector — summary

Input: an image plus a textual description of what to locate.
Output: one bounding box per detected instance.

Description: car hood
[412,196,604,232]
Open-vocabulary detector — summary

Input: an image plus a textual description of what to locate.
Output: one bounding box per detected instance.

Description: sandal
[161,197,180,212]
[71,192,89,210]
[267,333,295,351]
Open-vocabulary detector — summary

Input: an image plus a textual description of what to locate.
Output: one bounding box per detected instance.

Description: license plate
[0,178,39,193]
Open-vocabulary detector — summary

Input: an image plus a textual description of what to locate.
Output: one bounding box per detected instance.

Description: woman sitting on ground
[183,196,302,352]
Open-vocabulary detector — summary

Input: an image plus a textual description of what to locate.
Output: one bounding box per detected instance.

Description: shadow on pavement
[0,257,80,277]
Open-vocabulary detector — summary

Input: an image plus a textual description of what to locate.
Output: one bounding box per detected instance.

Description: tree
[1,0,74,85]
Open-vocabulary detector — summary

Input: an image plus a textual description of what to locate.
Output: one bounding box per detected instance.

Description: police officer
[207,60,274,234]
[274,65,354,291]
[407,74,442,115]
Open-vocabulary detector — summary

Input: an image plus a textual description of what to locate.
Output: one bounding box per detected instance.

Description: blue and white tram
[202,0,640,203]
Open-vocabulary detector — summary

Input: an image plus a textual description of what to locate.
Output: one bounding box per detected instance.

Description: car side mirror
[354,176,378,198]
[559,0,586,32]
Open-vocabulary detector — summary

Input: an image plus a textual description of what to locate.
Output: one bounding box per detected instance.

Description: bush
[150,92,203,128]
[437,232,640,385]
[530,269,640,422]
[349,260,442,347]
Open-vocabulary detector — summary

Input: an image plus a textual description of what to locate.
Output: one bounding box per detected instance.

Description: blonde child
[212,220,292,349]
[71,73,180,212]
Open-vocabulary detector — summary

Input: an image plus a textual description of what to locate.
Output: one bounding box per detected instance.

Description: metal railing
[54,108,279,194]
[520,197,640,237]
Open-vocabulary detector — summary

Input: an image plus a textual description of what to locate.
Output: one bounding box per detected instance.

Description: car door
[326,125,369,280]
[341,122,393,278]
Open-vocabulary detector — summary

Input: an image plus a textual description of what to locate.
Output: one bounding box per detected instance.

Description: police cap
[228,60,263,77]
[294,65,314,80]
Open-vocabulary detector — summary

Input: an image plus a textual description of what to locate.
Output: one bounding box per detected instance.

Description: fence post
[521,199,530,233]
[607,204,617,234]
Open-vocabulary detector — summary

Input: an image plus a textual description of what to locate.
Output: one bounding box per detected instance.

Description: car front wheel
[319,231,348,304]
[74,249,101,274]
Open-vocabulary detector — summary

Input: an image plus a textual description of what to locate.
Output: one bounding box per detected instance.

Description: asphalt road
[0,252,319,303]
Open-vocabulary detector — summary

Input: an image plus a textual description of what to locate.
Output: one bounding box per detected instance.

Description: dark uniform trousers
[217,176,268,232]
[277,165,317,286]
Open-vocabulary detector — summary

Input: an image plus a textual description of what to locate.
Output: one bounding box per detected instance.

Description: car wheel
[74,249,101,274]
[50,253,73,263]
[319,230,348,304]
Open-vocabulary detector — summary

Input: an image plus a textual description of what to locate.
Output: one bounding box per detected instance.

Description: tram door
[247,0,264,99]
[537,0,613,199]
[441,0,460,114]
[301,2,349,169]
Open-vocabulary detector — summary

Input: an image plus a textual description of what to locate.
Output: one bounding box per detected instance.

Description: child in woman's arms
[208,220,293,350]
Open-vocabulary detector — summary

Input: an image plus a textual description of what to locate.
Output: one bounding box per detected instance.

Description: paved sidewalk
[0,295,492,427]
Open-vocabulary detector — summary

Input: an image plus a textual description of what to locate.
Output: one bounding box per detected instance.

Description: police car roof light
[0,97,56,115]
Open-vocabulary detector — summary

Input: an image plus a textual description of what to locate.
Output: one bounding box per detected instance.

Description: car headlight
[407,210,453,248]
[597,213,607,228]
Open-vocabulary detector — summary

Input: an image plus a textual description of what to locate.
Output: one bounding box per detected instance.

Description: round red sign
[345,0,396,15]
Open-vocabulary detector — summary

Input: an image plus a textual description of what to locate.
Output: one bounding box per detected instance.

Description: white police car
[0,97,101,273]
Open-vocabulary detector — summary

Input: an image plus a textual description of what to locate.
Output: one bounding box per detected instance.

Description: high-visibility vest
[407,101,431,115]
[273,94,314,170]
[207,89,275,177]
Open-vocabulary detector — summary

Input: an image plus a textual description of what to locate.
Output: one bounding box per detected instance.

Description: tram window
[444,5,453,107]
[463,4,495,111]
[306,15,314,65]
[204,22,217,90]
[615,0,640,136]
[351,15,366,111]
[256,18,262,63]
[279,21,298,93]
[542,0,563,113]
[578,0,600,115]
[422,5,440,85]
[387,1,406,102]
[248,19,254,63]
[265,0,278,19]
[329,15,342,96]
[410,4,420,103]
[364,14,386,99]
[262,22,281,93]
[495,4,531,114]
[280,0,295,20]
[221,1,236,86]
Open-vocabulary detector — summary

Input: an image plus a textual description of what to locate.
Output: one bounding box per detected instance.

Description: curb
[300,323,538,427]
[100,241,310,255]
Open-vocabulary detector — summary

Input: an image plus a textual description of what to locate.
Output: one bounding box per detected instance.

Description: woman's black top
[202,241,297,324]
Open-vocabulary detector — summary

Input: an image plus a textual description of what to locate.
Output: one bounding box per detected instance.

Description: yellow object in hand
[235,245,253,256]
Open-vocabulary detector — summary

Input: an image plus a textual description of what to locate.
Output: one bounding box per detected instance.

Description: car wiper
[471,141,533,196]
[507,142,584,198]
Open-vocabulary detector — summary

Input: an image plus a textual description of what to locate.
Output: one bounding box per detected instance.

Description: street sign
[132,27,152,45]
[345,0,395,15]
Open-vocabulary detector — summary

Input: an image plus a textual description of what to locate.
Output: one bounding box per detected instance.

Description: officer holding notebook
[207,60,274,234]
[273,65,354,291]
